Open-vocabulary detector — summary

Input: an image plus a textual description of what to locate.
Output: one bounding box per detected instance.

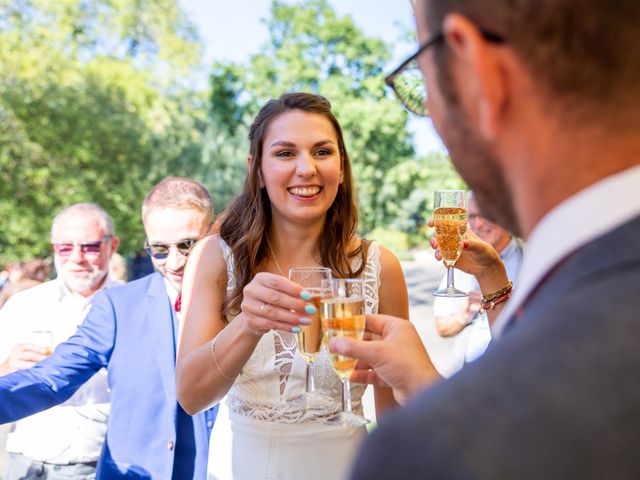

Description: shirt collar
[498,237,518,260]
[493,164,640,338]
[163,277,179,310]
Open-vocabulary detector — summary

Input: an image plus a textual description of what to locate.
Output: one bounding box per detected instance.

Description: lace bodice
[219,240,381,424]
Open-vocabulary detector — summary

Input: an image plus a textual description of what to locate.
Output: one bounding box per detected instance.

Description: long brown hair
[219,92,367,317]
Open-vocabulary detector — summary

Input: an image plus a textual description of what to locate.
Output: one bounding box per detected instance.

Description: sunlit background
[0,0,462,264]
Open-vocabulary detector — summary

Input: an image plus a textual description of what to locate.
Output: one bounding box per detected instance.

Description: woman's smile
[287,185,323,199]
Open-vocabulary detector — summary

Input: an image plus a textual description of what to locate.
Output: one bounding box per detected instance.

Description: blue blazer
[0,273,218,479]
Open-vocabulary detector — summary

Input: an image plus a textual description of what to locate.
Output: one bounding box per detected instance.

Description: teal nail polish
[299,317,312,325]
[300,290,312,300]
[304,304,317,314]
[292,326,302,333]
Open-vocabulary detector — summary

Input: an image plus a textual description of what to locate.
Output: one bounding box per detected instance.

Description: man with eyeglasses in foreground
[0,202,119,479]
[0,177,219,479]
[330,0,640,478]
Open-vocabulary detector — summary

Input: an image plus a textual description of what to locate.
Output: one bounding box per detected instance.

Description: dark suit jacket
[0,273,218,479]
[351,215,640,479]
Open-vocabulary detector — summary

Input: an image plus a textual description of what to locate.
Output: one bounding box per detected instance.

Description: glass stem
[342,378,353,414]
[446,266,455,290]
[306,361,316,394]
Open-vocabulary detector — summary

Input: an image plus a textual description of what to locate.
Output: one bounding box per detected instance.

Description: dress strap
[361,241,381,314]
[218,237,236,292]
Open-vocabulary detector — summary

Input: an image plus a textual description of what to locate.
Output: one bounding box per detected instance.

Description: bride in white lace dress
[177,93,409,480]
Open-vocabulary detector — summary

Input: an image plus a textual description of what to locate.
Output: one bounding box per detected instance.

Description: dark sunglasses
[52,235,112,257]
[144,239,198,259]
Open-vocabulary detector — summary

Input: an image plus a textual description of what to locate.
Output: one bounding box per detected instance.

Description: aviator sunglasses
[144,239,198,260]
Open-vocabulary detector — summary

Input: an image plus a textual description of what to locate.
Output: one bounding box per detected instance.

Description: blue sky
[179,0,445,154]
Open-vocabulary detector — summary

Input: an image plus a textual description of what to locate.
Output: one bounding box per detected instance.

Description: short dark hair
[424,0,640,119]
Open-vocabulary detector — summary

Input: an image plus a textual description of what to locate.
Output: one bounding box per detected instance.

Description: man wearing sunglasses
[0,177,219,479]
[329,0,640,478]
[0,203,119,480]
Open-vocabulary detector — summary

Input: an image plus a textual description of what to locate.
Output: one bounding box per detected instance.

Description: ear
[109,236,120,256]
[248,154,265,188]
[442,14,509,142]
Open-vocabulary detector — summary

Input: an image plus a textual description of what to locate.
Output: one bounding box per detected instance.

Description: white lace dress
[208,240,381,480]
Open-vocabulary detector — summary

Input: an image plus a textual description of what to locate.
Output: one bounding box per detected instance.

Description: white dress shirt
[0,277,116,464]
[493,164,640,337]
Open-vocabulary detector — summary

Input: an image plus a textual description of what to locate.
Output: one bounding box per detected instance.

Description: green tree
[0,0,205,263]
[206,0,417,232]
[376,152,466,246]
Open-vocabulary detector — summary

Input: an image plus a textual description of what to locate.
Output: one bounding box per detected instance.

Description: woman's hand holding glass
[430,225,510,295]
[287,267,334,409]
[432,189,469,297]
[239,272,315,337]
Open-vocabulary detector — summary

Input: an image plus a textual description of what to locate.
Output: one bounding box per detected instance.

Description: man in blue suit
[0,177,219,479]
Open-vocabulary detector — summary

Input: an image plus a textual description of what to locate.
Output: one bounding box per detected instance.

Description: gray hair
[51,203,115,240]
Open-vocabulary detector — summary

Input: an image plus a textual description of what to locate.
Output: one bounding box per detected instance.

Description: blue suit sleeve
[0,289,116,423]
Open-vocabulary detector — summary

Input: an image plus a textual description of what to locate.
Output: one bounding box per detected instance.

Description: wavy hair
[219,92,367,318]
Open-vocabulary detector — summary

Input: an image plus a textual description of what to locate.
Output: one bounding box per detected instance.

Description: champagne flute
[31,330,54,355]
[432,189,469,297]
[321,278,369,427]
[287,267,334,409]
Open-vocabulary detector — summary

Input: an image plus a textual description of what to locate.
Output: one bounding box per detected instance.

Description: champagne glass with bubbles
[288,267,334,409]
[321,278,369,427]
[432,189,469,297]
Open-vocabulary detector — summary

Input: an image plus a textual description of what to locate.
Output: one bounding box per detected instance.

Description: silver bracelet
[210,336,235,381]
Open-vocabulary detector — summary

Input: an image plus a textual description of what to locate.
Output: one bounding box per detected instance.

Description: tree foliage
[1,0,464,264]
[0,0,204,263]
[207,0,420,233]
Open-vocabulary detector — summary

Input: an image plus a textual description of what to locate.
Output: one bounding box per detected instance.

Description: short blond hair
[141,177,213,222]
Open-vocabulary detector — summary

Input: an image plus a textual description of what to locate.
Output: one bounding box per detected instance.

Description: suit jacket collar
[507,214,640,332]
[495,165,640,337]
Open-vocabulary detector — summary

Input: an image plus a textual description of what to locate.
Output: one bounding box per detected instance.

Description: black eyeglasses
[144,239,198,260]
[385,30,505,117]
[52,235,112,257]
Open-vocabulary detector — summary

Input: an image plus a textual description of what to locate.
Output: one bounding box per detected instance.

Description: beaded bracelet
[479,291,512,315]
[482,281,513,302]
[210,336,235,381]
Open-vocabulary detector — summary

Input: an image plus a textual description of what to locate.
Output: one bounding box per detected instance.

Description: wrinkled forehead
[51,213,106,242]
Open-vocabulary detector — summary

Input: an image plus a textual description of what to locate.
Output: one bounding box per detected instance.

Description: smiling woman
[259,109,343,229]
[176,92,410,479]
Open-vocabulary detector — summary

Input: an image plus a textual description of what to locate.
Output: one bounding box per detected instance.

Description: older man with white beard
[0,202,119,480]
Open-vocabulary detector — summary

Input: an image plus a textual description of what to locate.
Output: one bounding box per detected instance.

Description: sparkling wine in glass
[432,189,469,297]
[321,278,369,427]
[288,267,334,409]
[31,330,54,355]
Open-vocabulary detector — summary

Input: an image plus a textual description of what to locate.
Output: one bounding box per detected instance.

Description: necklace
[266,239,285,276]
